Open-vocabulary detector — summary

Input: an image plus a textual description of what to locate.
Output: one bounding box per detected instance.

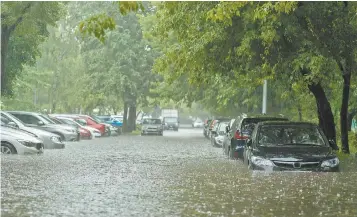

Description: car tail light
[234,130,248,140]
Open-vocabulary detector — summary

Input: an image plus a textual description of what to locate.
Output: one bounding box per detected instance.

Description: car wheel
[1,142,17,154]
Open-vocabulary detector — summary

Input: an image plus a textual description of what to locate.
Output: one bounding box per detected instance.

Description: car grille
[273,161,320,169]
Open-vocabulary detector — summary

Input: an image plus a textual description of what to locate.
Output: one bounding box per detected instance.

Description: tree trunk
[307,82,338,149]
[123,101,128,133]
[128,105,137,132]
[1,28,10,95]
[340,72,351,153]
[298,104,303,121]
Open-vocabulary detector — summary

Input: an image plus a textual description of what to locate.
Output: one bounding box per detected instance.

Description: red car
[77,115,107,136]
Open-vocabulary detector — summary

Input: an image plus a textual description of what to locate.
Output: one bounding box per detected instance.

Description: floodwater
[1,128,357,217]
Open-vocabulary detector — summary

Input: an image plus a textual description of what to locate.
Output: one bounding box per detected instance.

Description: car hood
[1,127,42,143]
[83,126,100,132]
[255,145,333,161]
[27,123,76,131]
[22,126,59,138]
[142,124,161,128]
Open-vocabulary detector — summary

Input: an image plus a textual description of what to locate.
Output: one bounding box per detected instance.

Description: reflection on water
[171,159,357,217]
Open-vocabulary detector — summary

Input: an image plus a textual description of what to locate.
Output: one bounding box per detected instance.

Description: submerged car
[1,125,44,154]
[223,114,289,159]
[7,111,79,141]
[210,122,228,147]
[141,118,164,136]
[244,121,340,172]
[1,111,65,149]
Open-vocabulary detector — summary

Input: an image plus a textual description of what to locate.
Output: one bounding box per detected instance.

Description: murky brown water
[2,129,357,217]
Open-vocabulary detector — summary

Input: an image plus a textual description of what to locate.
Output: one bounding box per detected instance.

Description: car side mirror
[37,121,45,126]
[8,121,18,128]
[246,139,252,147]
[328,139,339,151]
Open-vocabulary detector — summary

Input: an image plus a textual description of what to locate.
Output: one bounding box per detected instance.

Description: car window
[12,114,40,125]
[75,119,87,126]
[143,119,161,124]
[38,114,56,124]
[257,125,326,146]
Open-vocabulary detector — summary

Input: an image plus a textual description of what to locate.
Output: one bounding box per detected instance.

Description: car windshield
[75,119,87,126]
[39,114,56,124]
[143,119,162,125]
[241,118,288,136]
[90,116,103,123]
[98,116,111,122]
[258,125,326,146]
[165,117,177,123]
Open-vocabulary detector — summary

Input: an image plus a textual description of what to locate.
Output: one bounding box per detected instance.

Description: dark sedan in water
[244,121,340,172]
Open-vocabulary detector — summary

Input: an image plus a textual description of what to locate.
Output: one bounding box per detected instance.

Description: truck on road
[160,109,179,131]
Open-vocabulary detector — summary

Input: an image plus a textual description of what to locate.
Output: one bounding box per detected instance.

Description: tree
[1,2,65,95]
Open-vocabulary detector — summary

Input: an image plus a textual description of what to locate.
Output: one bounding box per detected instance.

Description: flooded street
[2,128,357,217]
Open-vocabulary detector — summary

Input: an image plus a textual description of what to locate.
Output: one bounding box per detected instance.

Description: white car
[1,126,44,154]
[192,119,204,128]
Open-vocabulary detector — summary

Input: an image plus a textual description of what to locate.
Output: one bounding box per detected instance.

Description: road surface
[1,128,357,216]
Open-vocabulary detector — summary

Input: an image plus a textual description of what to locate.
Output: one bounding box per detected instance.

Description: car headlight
[50,136,61,143]
[17,139,36,147]
[251,156,274,166]
[321,157,339,167]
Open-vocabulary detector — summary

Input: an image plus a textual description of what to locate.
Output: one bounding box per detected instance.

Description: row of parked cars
[0,111,124,155]
[204,113,340,172]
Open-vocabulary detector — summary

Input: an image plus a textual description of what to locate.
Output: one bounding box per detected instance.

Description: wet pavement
[1,128,357,217]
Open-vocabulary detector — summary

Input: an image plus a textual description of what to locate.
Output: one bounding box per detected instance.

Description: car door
[244,125,258,166]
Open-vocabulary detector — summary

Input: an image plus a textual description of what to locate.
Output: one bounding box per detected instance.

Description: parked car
[77,115,109,136]
[210,122,229,147]
[208,118,231,139]
[72,118,102,138]
[163,117,179,131]
[209,121,222,146]
[1,112,65,149]
[223,114,289,159]
[1,125,44,154]
[243,121,340,172]
[92,115,121,135]
[192,118,204,128]
[51,116,92,140]
[7,111,80,142]
[53,114,108,136]
[141,118,164,136]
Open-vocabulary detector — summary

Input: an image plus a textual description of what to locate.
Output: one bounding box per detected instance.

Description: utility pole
[262,80,267,114]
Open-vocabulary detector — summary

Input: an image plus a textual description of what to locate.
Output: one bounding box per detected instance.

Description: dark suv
[222,114,289,159]
[244,121,339,172]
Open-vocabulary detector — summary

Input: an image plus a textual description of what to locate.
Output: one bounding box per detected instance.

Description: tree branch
[8,3,33,33]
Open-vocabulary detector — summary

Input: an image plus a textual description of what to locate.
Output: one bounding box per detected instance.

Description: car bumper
[63,132,80,141]
[17,143,44,155]
[142,130,162,135]
[251,164,340,172]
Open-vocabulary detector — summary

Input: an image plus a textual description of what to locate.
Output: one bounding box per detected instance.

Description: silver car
[141,118,164,136]
[7,111,79,142]
[1,111,65,149]
[1,125,44,154]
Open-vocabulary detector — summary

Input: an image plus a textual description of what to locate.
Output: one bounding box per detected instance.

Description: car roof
[257,121,317,127]
[6,111,41,115]
[238,113,287,119]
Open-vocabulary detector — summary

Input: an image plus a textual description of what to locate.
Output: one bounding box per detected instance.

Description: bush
[349,131,357,154]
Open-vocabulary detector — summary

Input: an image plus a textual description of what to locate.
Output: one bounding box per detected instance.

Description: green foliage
[1,2,66,95]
